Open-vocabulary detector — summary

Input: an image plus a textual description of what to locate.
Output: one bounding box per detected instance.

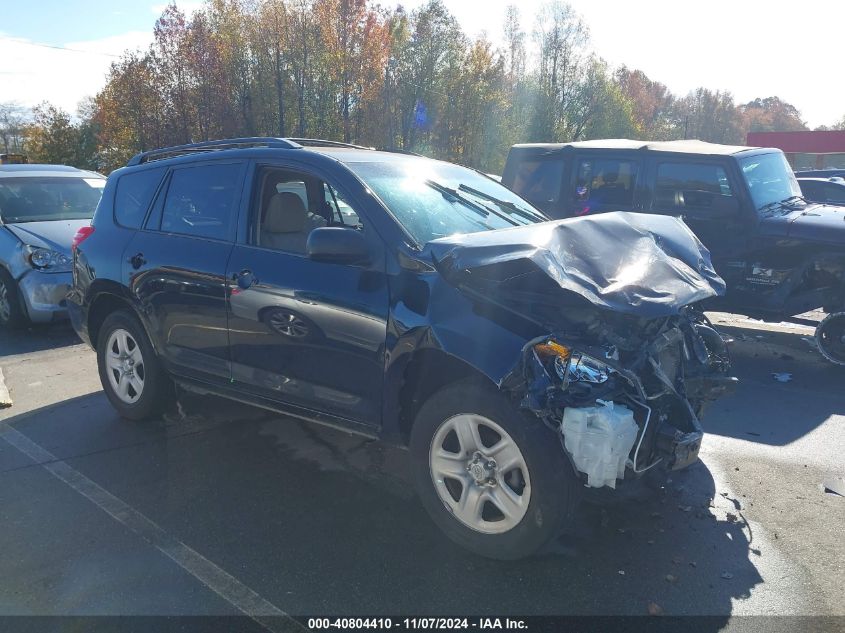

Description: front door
[123,160,247,381]
[226,164,389,426]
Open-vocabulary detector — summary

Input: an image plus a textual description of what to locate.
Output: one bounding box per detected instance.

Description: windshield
[346,159,547,245]
[0,176,105,224]
[739,152,803,212]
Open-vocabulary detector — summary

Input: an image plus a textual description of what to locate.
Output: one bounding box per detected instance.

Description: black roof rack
[126,137,303,166]
[286,138,374,150]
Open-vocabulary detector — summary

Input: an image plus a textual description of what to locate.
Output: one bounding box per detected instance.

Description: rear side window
[114,167,165,228]
[572,158,638,215]
[654,162,733,212]
[160,163,243,240]
[511,156,564,205]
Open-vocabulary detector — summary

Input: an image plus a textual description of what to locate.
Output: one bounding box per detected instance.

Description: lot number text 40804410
[307,618,528,630]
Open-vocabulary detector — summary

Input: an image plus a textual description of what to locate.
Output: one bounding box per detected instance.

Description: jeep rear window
[510,156,564,204]
[571,158,638,215]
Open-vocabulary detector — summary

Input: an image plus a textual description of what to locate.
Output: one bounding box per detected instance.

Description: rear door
[225,161,389,427]
[122,159,247,382]
[568,153,643,216]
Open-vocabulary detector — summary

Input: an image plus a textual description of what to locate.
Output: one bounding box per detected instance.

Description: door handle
[232,269,257,289]
[128,252,146,269]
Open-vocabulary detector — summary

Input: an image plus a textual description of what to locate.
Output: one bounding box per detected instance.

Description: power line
[0,36,123,58]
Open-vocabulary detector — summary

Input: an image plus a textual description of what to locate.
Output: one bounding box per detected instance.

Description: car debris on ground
[0,368,11,408]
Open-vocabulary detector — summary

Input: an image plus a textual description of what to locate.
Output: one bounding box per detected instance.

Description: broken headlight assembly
[26,246,72,271]
[534,341,612,386]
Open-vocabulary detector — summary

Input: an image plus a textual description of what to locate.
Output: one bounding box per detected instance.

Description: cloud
[0,31,153,115]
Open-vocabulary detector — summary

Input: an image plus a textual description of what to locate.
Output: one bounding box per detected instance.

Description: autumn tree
[674,88,744,144]
[614,67,676,139]
[740,96,807,133]
[25,103,84,166]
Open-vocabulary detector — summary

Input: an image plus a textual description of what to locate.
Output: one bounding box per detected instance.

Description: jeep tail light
[72,226,95,252]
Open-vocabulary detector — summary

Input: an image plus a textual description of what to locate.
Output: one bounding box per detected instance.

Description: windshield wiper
[457,184,547,223]
[759,195,807,213]
[424,180,519,226]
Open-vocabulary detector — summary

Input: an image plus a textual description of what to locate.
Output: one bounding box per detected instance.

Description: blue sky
[1,1,164,43]
[2,0,844,128]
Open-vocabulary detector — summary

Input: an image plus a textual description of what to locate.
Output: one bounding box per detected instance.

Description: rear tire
[0,268,27,329]
[96,310,174,420]
[409,380,579,560]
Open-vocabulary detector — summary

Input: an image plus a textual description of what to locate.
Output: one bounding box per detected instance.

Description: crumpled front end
[501,308,736,488]
[421,211,737,489]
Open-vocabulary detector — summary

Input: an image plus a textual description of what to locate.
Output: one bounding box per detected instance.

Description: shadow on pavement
[1,390,764,622]
[702,322,845,446]
[0,322,81,357]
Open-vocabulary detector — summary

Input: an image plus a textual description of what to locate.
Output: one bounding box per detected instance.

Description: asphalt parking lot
[1,313,843,626]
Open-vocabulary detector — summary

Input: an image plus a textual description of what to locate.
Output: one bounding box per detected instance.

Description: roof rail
[286,138,374,150]
[126,137,303,166]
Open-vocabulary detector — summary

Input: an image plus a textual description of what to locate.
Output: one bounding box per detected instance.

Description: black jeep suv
[503,139,845,365]
[69,138,733,559]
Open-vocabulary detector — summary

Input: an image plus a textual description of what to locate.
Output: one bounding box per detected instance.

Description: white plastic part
[560,400,639,489]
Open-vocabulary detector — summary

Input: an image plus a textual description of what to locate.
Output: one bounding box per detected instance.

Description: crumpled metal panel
[424,211,726,318]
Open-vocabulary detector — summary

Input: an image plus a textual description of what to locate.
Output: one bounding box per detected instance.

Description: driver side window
[653,162,734,213]
[254,168,361,255]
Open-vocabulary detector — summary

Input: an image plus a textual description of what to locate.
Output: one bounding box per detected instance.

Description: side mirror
[306,227,369,264]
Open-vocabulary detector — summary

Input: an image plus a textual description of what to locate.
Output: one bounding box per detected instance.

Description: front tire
[410,381,578,560]
[96,310,174,420]
[0,268,27,329]
[816,312,845,366]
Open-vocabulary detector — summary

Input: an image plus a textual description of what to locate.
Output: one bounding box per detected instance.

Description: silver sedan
[0,164,105,328]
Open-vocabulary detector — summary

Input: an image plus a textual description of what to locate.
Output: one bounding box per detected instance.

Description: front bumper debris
[501,310,735,489]
[17,269,72,322]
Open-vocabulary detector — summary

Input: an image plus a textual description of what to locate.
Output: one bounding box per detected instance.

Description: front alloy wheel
[410,381,578,560]
[430,414,531,534]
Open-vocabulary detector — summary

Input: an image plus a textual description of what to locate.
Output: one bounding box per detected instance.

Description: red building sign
[747,130,845,170]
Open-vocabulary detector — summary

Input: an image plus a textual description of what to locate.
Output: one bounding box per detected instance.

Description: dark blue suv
[69,138,734,559]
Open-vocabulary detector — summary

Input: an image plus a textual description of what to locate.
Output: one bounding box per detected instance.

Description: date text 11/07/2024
[307,618,528,630]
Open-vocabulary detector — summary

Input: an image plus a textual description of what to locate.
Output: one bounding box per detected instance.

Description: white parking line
[0,422,303,632]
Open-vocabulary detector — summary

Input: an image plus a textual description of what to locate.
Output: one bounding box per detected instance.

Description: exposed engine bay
[500,307,735,487]
[424,212,739,489]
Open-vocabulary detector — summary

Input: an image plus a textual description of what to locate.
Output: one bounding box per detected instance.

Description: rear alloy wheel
[104,328,146,404]
[97,310,173,420]
[410,381,578,560]
[816,312,845,366]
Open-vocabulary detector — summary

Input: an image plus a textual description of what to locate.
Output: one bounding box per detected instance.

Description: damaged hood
[425,211,726,318]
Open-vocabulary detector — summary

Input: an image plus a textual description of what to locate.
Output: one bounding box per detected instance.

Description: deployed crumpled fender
[423,211,726,318]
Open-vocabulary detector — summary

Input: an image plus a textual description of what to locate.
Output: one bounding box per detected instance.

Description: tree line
[2,0,844,173]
